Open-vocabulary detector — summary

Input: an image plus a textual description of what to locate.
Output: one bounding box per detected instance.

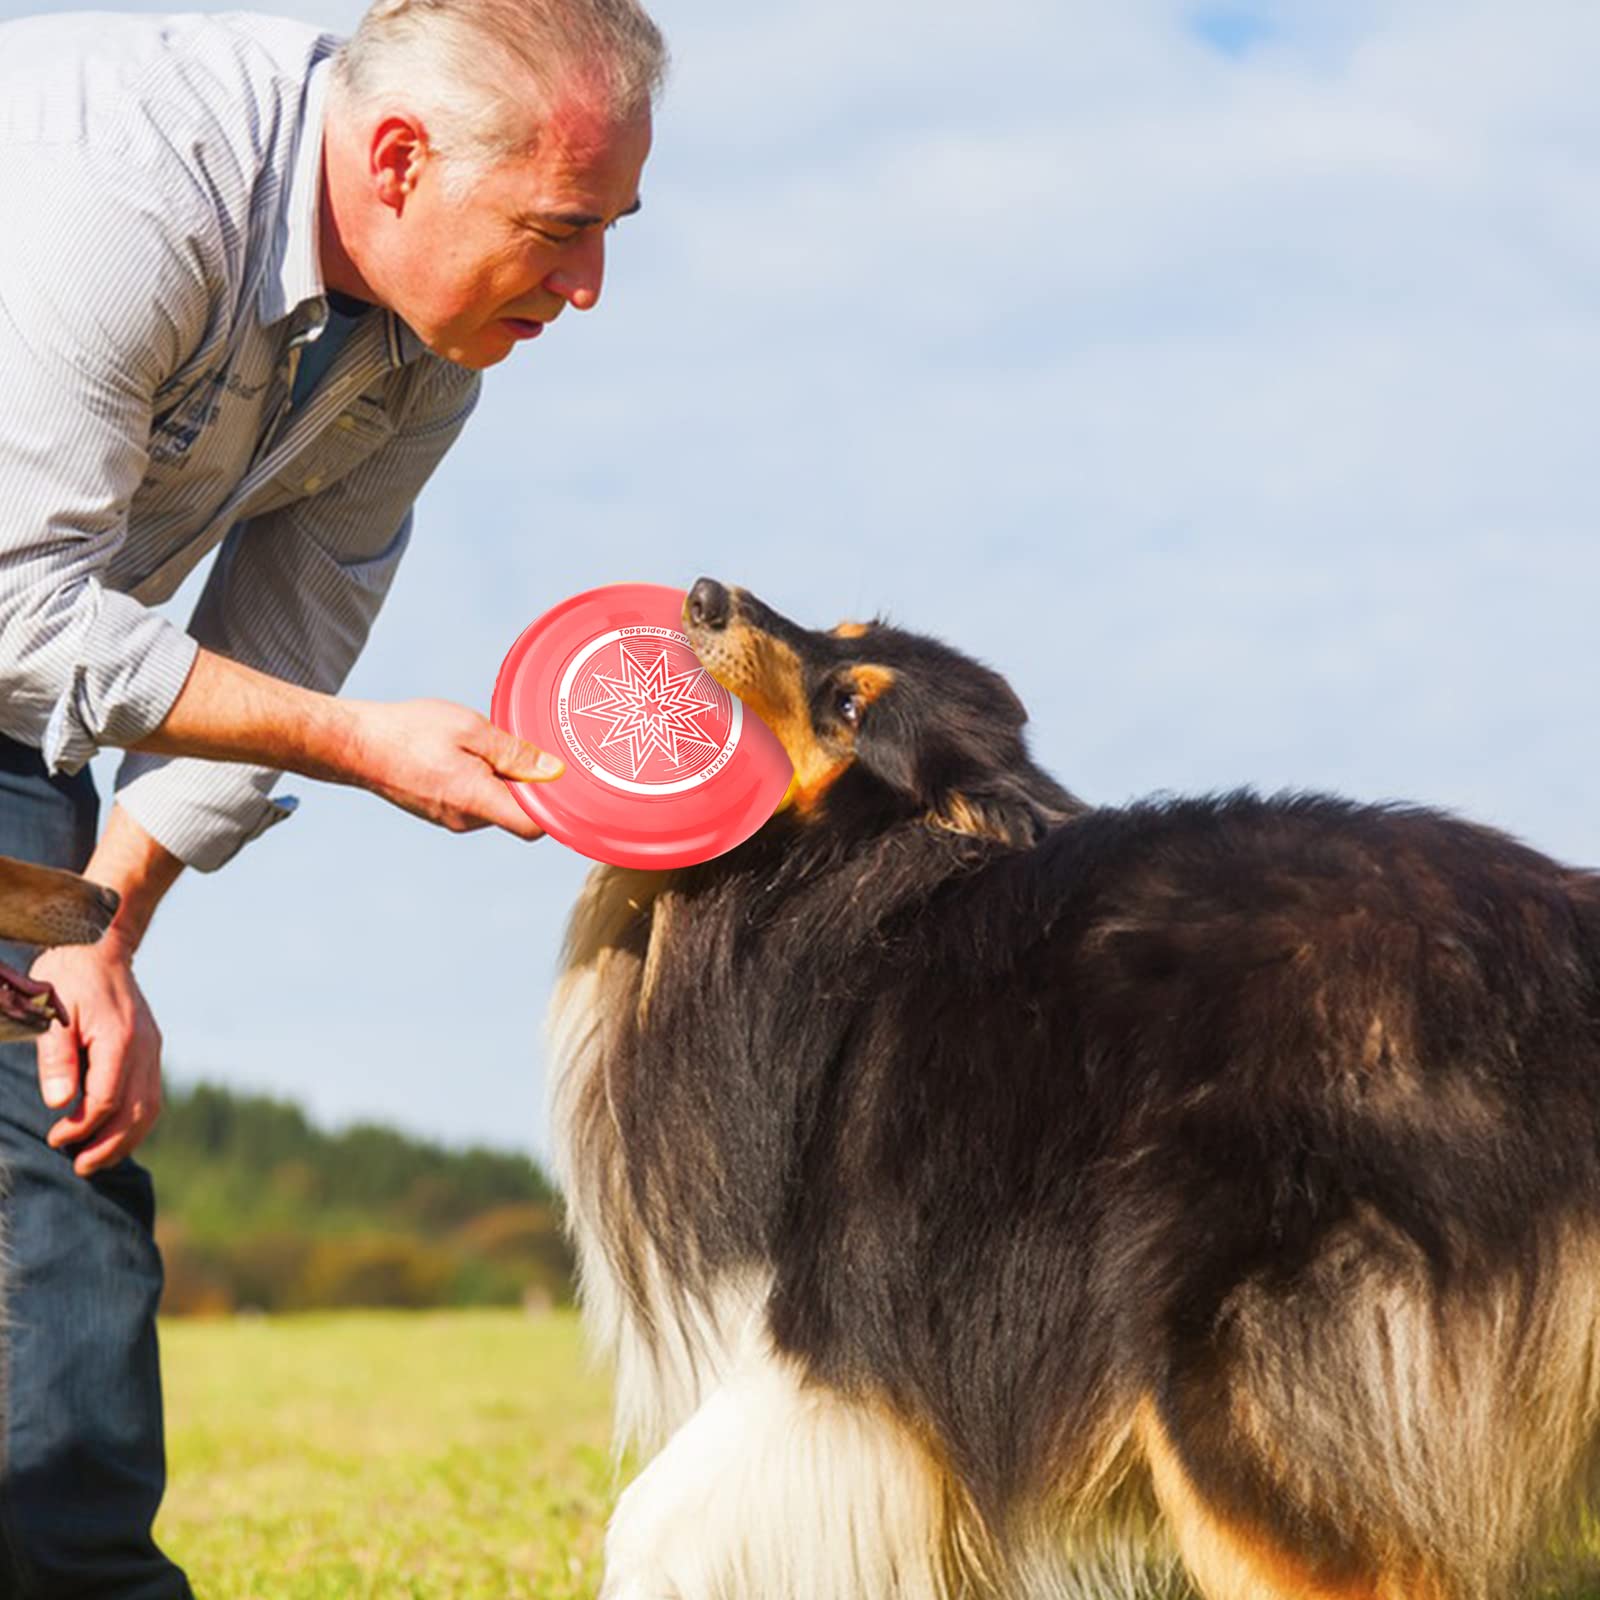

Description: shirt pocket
[263,392,397,507]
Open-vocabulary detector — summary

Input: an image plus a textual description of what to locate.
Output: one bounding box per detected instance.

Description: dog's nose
[686,578,731,631]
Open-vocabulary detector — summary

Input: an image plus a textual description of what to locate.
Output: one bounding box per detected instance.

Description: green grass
[158,1309,617,1599]
[157,1308,1600,1598]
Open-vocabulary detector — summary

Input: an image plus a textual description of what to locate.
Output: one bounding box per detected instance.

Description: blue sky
[1189,7,1275,57]
[10,0,1600,1157]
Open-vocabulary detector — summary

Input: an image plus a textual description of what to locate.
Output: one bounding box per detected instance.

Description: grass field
[158,1308,1600,1599]
[158,1309,617,1599]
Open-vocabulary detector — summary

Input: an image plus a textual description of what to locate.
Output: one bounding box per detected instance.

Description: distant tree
[144,1080,574,1315]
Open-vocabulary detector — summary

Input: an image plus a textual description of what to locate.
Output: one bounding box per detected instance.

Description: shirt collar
[258,50,430,367]
[257,50,334,329]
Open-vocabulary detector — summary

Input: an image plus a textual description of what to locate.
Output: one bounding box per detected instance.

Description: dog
[550,577,1600,1600]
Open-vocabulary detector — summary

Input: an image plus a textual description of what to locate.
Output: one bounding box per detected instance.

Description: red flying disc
[491,583,794,869]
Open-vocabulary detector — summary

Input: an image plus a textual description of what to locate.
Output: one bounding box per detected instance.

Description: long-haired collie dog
[550,578,1600,1600]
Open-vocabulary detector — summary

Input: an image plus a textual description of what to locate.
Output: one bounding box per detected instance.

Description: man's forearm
[134,646,365,785]
[82,804,186,956]
[130,642,555,841]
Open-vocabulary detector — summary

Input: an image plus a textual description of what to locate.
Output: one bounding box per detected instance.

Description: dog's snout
[687,578,731,632]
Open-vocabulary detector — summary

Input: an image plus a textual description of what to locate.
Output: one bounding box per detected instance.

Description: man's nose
[544,230,606,312]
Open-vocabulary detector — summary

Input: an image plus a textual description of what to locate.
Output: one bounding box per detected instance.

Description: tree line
[142,1081,575,1315]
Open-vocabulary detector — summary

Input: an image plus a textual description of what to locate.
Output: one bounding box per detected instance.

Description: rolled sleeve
[114,358,482,870]
[37,582,199,773]
[0,140,215,772]
[112,748,299,873]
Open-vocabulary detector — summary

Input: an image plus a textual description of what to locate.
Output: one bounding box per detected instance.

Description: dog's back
[963,795,1600,1598]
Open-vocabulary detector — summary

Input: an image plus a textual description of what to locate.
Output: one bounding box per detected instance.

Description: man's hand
[135,651,564,839]
[32,930,162,1178]
[339,698,562,836]
[29,805,182,1175]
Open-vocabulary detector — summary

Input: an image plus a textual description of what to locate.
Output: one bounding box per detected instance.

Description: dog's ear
[848,665,1071,846]
[930,772,1064,849]
[835,644,1081,842]
[852,701,921,798]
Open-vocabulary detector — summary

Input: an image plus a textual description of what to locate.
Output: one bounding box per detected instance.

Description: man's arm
[0,138,224,1172]
[35,630,566,1170]
[137,644,562,833]
[39,354,565,1172]
[0,142,213,770]
[31,384,570,1171]
[34,643,564,1177]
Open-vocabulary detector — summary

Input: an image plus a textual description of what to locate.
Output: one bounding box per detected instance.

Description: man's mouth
[501,318,545,340]
[0,959,63,1034]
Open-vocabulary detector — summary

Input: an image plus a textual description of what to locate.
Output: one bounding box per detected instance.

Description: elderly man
[0,0,663,1590]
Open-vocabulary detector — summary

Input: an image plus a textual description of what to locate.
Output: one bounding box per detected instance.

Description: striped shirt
[0,10,483,870]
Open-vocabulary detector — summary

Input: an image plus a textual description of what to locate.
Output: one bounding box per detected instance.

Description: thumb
[476,723,564,784]
[37,1018,82,1110]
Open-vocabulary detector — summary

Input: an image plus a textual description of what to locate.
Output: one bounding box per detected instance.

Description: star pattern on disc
[574,644,724,778]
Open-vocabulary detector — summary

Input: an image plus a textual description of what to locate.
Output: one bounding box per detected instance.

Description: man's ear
[371,113,430,211]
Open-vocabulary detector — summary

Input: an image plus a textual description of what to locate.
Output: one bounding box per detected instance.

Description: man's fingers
[36,1021,82,1110]
[70,1066,159,1175]
[472,722,564,784]
[47,1033,134,1149]
[462,774,548,841]
[70,1099,148,1177]
[48,1081,121,1149]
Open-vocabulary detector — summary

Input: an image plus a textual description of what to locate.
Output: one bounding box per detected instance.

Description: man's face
[369,97,653,369]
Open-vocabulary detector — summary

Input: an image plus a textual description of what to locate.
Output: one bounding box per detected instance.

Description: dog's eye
[836,690,863,728]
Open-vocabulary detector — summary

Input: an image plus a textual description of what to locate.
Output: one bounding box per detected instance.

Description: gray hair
[334,0,667,177]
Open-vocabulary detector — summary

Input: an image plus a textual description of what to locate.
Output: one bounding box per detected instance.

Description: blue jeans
[0,738,191,1598]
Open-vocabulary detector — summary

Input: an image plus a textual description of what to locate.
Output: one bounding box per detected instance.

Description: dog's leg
[1136,1401,1442,1600]
[600,1345,978,1600]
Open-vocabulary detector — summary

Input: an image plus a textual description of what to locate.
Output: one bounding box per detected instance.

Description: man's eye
[836,691,863,727]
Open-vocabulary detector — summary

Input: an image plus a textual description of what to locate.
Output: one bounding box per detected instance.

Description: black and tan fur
[551,578,1600,1600]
